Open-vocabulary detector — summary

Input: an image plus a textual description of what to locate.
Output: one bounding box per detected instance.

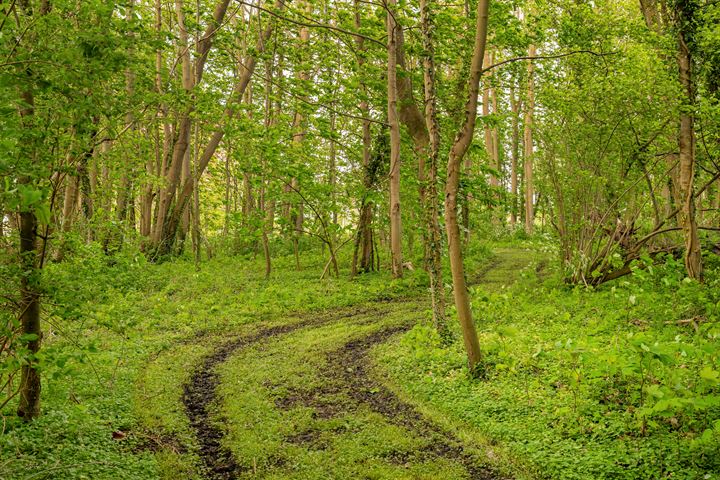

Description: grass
[214,303,474,479]
[1,244,426,480]
[4,238,716,480]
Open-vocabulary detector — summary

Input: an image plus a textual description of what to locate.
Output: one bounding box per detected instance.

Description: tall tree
[445,0,490,371]
[387,0,403,278]
[523,44,536,234]
[420,0,449,339]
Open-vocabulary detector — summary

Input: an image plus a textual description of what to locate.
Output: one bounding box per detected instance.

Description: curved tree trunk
[445,0,490,372]
[676,26,702,280]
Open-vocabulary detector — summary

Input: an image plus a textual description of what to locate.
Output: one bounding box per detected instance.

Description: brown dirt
[271,325,508,479]
[325,326,505,480]
[182,303,410,479]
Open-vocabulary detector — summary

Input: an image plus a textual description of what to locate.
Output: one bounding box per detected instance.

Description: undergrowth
[377,249,720,479]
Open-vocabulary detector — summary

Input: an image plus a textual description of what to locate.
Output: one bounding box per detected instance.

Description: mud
[182,304,406,479]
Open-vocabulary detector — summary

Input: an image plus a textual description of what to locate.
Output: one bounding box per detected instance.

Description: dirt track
[183,251,529,479]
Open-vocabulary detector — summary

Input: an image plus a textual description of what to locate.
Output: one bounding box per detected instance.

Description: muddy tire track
[182,303,417,479]
[184,252,526,479]
[320,326,504,479]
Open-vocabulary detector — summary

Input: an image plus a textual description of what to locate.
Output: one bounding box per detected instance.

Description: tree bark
[154,3,282,257]
[350,0,376,277]
[387,0,403,278]
[445,0,490,372]
[17,75,41,421]
[152,0,232,254]
[510,83,520,226]
[676,24,702,280]
[420,0,449,340]
[483,50,497,188]
[523,44,536,234]
[289,0,311,267]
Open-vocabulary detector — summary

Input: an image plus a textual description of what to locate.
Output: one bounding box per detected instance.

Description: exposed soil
[325,326,504,480]
[182,303,412,479]
[183,323,303,479]
[271,325,506,478]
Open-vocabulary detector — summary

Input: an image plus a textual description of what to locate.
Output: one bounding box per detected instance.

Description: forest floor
[3,243,718,480]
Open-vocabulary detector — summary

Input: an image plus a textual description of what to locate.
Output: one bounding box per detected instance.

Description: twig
[481,50,618,75]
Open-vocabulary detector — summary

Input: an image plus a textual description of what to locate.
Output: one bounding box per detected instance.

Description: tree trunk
[153,4,282,257]
[261,52,276,279]
[289,0,311,265]
[445,0,489,372]
[676,25,702,280]
[351,0,375,277]
[510,83,520,226]
[329,105,337,226]
[491,77,501,188]
[191,123,202,265]
[387,0,403,279]
[523,44,536,235]
[483,50,497,188]
[420,0,449,340]
[17,85,41,420]
[151,0,233,255]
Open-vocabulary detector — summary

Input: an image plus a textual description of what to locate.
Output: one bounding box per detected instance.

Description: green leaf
[699,366,720,384]
[36,202,52,226]
[19,333,39,342]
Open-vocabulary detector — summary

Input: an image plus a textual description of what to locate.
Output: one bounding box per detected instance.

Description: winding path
[182,250,532,479]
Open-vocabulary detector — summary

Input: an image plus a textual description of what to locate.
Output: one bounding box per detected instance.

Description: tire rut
[183,252,531,479]
[182,303,416,479]
[319,325,506,480]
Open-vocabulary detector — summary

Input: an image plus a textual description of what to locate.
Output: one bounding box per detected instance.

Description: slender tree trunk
[289,0,311,267]
[17,83,41,420]
[155,3,282,257]
[394,18,432,268]
[483,50,497,188]
[329,104,337,226]
[420,0,449,340]
[491,78,501,187]
[178,148,191,252]
[445,0,489,372]
[387,0,403,278]
[510,83,520,226]
[676,25,702,280]
[140,128,155,238]
[223,147,231,235]
[149,0,170,242]
[523,44,536,235]
[191,122,201,265]
[261,53,276,279]
[351,0,375,277]
[152,0,233,255]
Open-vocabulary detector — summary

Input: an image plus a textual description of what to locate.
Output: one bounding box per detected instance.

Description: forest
[1,0,719,478]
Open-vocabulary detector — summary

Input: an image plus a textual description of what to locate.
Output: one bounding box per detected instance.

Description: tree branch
[481,50,618,75]
[237,0,386,47]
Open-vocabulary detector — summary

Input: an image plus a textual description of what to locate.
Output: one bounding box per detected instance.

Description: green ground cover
[2,241,718,480]
[1,245,423,480]
[376,249,720,479]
